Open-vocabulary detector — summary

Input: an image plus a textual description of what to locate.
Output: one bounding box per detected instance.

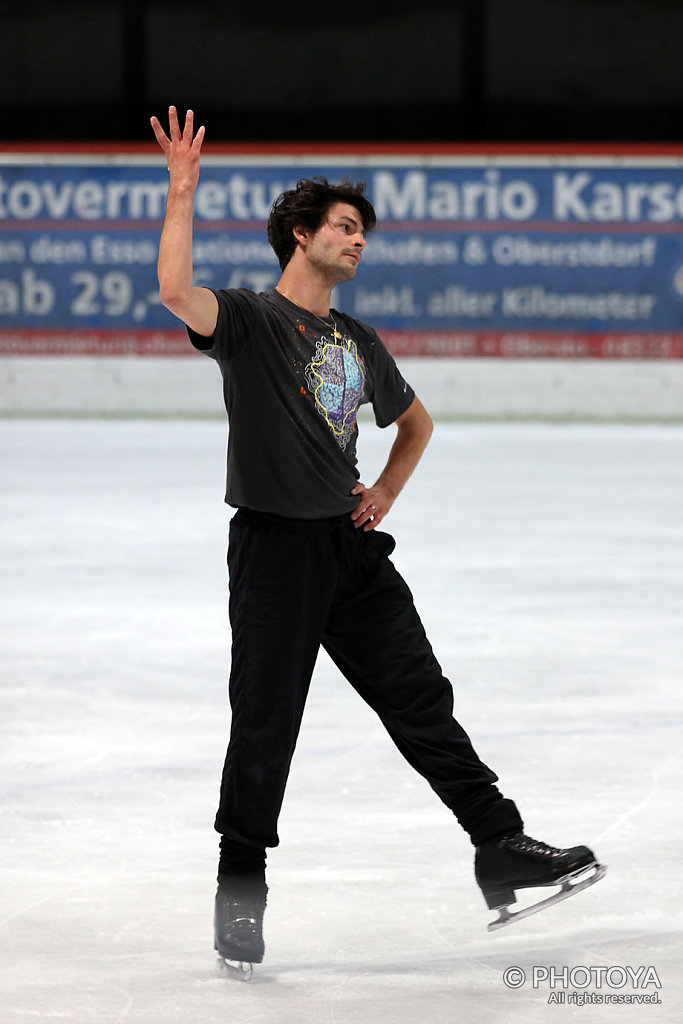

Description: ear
[292,223,308,246]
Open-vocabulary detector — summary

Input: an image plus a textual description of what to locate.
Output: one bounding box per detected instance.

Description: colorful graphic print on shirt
[305,329,366,451]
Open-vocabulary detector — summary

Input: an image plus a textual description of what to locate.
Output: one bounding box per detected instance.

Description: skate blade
[487,862,607,932]
[217,957,254,981]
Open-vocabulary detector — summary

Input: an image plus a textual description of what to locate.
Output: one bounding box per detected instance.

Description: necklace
[277,288,342,341]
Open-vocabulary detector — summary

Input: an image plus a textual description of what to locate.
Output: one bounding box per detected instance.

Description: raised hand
[151,106,218,336]
[150,106,205,192]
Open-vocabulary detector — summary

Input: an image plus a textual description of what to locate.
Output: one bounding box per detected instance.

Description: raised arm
[150,106,218,337]
[351,394,434,531]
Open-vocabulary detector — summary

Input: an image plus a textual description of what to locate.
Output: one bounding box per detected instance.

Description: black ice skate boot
[475,833,606,931]
[214,873,268,976]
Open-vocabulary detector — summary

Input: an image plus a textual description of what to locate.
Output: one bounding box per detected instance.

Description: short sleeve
[366,327,415,427]
[186,288,256,361]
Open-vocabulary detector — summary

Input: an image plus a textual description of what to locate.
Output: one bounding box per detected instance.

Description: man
[151,108,604,971]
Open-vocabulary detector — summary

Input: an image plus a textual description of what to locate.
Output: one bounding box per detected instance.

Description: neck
[276,265,334,318]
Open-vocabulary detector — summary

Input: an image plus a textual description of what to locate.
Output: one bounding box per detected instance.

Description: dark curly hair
[267,177,377,270]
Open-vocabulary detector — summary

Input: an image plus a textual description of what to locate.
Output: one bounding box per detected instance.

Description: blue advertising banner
[1,150,682,357]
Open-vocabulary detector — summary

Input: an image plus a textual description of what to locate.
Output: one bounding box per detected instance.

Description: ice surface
[1,419,682,1023]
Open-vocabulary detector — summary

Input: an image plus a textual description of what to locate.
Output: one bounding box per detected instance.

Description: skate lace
[226,900,255,925]
[510,835,559,856]
[226,895,260,926]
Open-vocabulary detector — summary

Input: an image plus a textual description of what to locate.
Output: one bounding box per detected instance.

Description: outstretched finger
[168,105,181,142]
[182,108,194,142]
[191,123,206,153]
[149,115,170,151]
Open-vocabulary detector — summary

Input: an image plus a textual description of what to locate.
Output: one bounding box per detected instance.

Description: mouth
[344,252,361,264]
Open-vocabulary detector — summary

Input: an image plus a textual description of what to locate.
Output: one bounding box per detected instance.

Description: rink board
[1,145,683,359]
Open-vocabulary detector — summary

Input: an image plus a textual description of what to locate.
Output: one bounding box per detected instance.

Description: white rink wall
[1,355,683,420]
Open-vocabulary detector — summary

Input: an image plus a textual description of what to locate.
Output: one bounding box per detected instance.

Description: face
[297,202,367,283]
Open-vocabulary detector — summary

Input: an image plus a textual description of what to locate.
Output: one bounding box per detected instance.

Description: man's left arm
[351,395,433,531]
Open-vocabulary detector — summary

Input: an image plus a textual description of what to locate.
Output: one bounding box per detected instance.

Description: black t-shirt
[187,288,415,518]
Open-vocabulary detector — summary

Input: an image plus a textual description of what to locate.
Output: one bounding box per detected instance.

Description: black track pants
[215,509,523,849]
